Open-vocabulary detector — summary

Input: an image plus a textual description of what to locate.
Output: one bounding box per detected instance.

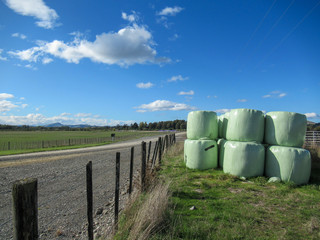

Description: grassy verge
[114,143,320,240]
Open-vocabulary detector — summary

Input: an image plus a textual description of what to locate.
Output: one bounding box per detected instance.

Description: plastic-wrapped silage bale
[217,138,227,168]
[265,146,311,185]
[184,139,218,170]
[187,111,218,140]
[222,112,229,139]
[226,108,265,143]
[264,111,307,147]
[218,115,224,138]
[223,141,265,178]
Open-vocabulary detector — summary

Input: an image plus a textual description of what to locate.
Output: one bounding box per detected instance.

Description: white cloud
[158,6,184,16]
[9,22,170,67]
[42,57,53,64]
[122,11,138,22]
[167,75,188,82]
[178,90,194,96]
[75,113,92,118]
[207,95,218,99]
[0,100,18,112]
[215,109,231,114]
[237,99,247,102]
[169,34,179,41]
[0,93,14,100]
[0,49,8,61]
[12,32,27,39]
[135,100,197,112]
[0,113,134,126]
[305,113,320,119]
[136,82,154,89]
[5,0,59,29]
[263,91,287,98]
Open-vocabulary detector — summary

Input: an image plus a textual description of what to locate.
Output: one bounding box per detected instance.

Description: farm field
[0,130,165,155]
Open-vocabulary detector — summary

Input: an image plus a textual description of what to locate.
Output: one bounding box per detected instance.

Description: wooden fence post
[158,137,162,165]
[8,141,10,150]
[115,152,120,231]
[141,141,146,192]
[147,141,152,165]
[129,147,134,195]
[165,135,169,150]
[86,161,93,240]
[12,178,38,240]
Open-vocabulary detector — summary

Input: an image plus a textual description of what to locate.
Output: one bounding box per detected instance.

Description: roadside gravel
[0,132,186,240]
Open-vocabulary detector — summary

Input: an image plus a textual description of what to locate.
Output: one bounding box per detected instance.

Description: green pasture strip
[151,144,320,240]
[0,131,164,156]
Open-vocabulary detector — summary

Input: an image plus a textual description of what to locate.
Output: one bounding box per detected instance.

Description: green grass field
[0,130,163,155]
[114,143,320,240]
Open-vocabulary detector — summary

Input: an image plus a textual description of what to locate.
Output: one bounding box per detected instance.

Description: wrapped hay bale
[265,146,311,185]
[264,111,307,147]
[184,139,218,170]
[187,111,218,140]
[223,141,265,178]
[218,115,224,138]
[226,109,265,143]
[221,112,229,139]
[217,138,227,168]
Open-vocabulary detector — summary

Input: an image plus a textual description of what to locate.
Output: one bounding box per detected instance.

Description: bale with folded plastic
[221,112,229,139]
[184,139,218,170]
[265,146,311,185]
[223,141,265,178]
[264,111,307,147]
[187,111,218,140]
[226,109,265,143]
[218,115,224,138]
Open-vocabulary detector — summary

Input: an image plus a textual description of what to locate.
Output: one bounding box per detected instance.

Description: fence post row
[114,152,120,231]
[12,178,38,240]
[158,137,162,165]
[129,147,134,195]
[141,141,146,192]
[147,141,152,165]
[86,161,93,240]
[151,140,159,169]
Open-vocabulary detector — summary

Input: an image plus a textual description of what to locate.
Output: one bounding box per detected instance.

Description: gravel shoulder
[0,132,186,240]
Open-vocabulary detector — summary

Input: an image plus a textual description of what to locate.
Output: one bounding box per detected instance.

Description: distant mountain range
[43,122,93,128]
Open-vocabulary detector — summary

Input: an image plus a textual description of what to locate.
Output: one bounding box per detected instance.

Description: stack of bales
[264,112,311,185]
[217,109,265,178]
[184,111,218,170]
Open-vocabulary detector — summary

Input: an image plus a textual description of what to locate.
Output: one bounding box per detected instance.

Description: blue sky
[1,0,319,126]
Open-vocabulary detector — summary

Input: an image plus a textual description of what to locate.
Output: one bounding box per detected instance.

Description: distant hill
[43,123,93,128]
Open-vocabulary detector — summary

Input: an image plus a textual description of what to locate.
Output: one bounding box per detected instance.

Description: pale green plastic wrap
[222,112,229,139]
[184,139,218,170]
[223,141,265,178]
[217,138,227,168]
[265,111,307,147]
[226,109,265,143]
[265,146,311,185]
[187,111,218,140]
[218,115,224,138]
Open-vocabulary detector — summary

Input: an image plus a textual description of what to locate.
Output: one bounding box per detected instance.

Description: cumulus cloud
[9,23,170,67]
[5,0,59,29]
[136,82,154,89]
[0,49,8,61]
[122,11,138,22]
[215,109,231,114]
[0,100,18,112]
[12,32,27,39]
[167,75,188,82]
[237,99,247,102]
[0,113,134,126]
[135,100,197,112]
[178,90,194,96]
[158,6,184,16]
[74,113,92,117]
[263,91,287,98]
[305,112,320,119]
[0,93,14,100]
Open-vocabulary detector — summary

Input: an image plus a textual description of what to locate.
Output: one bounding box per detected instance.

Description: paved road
[0,132,186,239]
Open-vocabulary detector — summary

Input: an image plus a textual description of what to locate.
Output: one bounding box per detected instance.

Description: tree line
[0,120,187,131]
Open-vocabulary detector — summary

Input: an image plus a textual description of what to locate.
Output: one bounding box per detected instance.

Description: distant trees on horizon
[0,119,187,131]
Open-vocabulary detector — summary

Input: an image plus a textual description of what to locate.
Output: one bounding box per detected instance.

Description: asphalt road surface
[0,132,186,239]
